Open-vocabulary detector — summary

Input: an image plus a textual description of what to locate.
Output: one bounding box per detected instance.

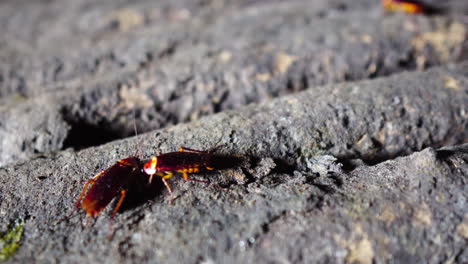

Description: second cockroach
[143,146,226,203]
[381,0,425,14]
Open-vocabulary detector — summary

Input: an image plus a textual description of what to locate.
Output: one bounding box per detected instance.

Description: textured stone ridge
[1,0,467,166]
[0,0,467,263]
[0,63,467,263]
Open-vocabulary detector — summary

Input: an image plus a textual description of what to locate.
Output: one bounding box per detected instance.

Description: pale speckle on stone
[218,51,232,63]
[346,237,374,264]
[377,205,395,223]
[274,52,297,74]
[118,84,154,109]
[111,8,145,31]
[254,72,272,82]
[413,203,432,227]
[456,220,468,239]
[443,76,460,91]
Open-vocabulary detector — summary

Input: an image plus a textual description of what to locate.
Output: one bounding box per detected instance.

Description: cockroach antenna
[131,108,146,159]
[133,107,138,137]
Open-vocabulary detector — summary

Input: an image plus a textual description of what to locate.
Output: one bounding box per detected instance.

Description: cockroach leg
[57,172,104,224]
[107,189,127,240]
[74,180,93,208]
[74,172,103,208]
[179,144,224,154]
[161,177,174,205]
[181,172,227,191]
[178,147,208,153]
[111,189,127,220]
[181,172,209,185]
[162,171,175,180]
[148,171,164,184]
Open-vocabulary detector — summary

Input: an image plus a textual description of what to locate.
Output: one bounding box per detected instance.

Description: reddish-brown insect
[62,117,146,223]
[382,0,425,14]
[73,156,143,218]
[58,152,144,240]
[143,147,226,203]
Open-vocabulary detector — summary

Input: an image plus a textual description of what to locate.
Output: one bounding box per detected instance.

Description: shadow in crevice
[334,150,404,173]
[210,154,246,170]
[62,119,122,150]
[336,157,364,172]
[270,158,295,174]
[336,144,457,173]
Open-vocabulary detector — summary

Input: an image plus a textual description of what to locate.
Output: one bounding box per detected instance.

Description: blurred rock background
[0,0,467,263]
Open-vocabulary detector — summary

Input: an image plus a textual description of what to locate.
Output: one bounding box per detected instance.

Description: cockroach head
[143,156,158,175]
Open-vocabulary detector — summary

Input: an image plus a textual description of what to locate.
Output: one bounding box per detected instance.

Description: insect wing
[81,158,139,217]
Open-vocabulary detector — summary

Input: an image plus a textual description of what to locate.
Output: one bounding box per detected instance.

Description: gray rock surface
[1,0,467,166]
[0,0,467,263]
[1,63,467,263]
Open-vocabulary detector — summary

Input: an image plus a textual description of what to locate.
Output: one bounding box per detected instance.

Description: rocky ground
[0,0,467,263]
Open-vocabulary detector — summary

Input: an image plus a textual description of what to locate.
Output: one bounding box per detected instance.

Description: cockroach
[60,117,146,227]
[143,146,227,203]
[71,156,143,219]
[381,0,425,14]
[58,153,144,240]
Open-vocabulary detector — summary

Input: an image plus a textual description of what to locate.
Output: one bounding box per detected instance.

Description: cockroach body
[58,154,144,240]
[143,147,219,202]
[62,117,146,223]
[382,0,425,14]
[77,156,142,218]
